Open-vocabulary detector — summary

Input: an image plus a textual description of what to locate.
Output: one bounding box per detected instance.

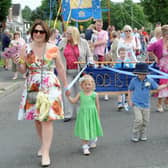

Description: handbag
[35,91,51,121]
[26,44,46,104]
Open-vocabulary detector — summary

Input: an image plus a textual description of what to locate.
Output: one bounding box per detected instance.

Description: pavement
[0,66,24,97]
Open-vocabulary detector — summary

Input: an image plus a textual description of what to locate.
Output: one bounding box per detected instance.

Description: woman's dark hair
[13,31,20,39]
[30,19,50,42]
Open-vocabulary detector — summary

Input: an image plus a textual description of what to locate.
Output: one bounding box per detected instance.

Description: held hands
[65,88,71,97]
[128,100,133,107]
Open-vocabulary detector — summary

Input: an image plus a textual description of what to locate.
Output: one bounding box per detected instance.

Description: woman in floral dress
[147,24,168,112]
[13,20,69,167]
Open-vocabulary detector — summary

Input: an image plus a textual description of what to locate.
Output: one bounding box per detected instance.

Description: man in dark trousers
[2,29,11,70]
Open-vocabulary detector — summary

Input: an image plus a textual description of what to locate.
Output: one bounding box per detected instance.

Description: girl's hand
[128,100,133,107]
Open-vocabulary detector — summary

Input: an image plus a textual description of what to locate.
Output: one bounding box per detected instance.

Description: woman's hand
[65,89,71,97]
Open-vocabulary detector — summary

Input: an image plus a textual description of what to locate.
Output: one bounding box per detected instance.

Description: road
[1,88,168,168]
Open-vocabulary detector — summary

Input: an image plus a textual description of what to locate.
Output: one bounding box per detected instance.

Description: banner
[62,0,102,22]
[83,65,168,93]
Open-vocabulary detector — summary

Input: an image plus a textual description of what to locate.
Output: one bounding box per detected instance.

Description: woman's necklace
[32,43,46,59]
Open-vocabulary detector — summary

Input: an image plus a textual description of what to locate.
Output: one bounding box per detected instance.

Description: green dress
[74,91,103,140]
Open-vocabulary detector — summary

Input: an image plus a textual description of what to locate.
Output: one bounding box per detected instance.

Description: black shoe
[3,66,8,71]
[64,118,71,122]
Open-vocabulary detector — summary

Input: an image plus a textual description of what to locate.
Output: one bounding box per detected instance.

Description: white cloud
[12,0,42,10]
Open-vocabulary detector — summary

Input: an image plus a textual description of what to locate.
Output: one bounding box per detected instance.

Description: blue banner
[83,65,168,93]
[62,0,102,22]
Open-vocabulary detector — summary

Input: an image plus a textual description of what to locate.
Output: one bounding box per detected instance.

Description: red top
[64,43,79,69]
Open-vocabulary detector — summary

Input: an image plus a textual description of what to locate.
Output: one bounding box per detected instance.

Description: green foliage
[47,20,63,32]
[141,0,168,25]
[101,0,148,30]
[30,7,47,21]
[22,6,32,21]
[30,0,57,22]
[0,0,11,22]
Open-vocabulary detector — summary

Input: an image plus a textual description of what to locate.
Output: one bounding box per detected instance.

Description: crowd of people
[1,19,168,167]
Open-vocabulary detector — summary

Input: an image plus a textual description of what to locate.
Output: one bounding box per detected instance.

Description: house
[6,4,30,34]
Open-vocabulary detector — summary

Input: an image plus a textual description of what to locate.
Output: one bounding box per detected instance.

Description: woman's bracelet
[18,58,25,64]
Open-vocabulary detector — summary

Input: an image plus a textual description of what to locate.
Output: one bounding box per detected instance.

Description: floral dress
[158,49,168,98]
[18,45,64,121]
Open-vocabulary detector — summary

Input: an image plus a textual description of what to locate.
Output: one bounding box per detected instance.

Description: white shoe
[104,95,109,101]
[82,144,90,155]
[140,136,147,141]
[83,148,90,155]
[89,137,97,148]
[164,104,168,111]
[157,106,164,112]
[90,143,96,149]
[131,137,139,142]
[131,132,139,142]
[117,102,124,110]
[124,102,129,111]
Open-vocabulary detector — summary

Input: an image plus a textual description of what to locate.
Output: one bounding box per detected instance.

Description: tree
[101,0,148,30]
[30,7,46,21]
[0,0,11,22]
[22,6,32,21]
[141,0,168,25]
[30,0,57,22]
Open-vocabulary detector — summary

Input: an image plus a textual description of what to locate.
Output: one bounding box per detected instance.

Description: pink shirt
[94,30,108,56]
[63,43,79,69]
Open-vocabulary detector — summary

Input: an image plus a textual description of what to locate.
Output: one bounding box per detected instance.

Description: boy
[114,47,134,110]
[128,62,168,142]
[114,47,134,69]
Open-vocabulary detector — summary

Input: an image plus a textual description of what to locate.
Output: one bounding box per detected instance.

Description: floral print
[18,46,64,121]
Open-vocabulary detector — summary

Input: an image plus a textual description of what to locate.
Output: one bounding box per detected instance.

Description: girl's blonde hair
[79,74,96,91]
[66,26,80,45]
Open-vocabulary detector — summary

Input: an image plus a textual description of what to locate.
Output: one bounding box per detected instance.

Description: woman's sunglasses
[125,30,131,32]
[33,29,46,34]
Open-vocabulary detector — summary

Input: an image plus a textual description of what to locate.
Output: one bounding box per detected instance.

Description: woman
[13,19,69,167]
[48,28,57,45]
[10,31,25,79]
[2,29,11,70]
[147,24,168,112]
[117,25,139,64]
[109,31,119,63]
[59,26,93,122]
[149,26,162,44]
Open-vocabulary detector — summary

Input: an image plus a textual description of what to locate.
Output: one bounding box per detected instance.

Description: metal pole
[108,0,110,25]
[49,0,52,27]
[131,4,133,28]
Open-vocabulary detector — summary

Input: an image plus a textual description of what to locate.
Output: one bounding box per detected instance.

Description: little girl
[67,74,103,155]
